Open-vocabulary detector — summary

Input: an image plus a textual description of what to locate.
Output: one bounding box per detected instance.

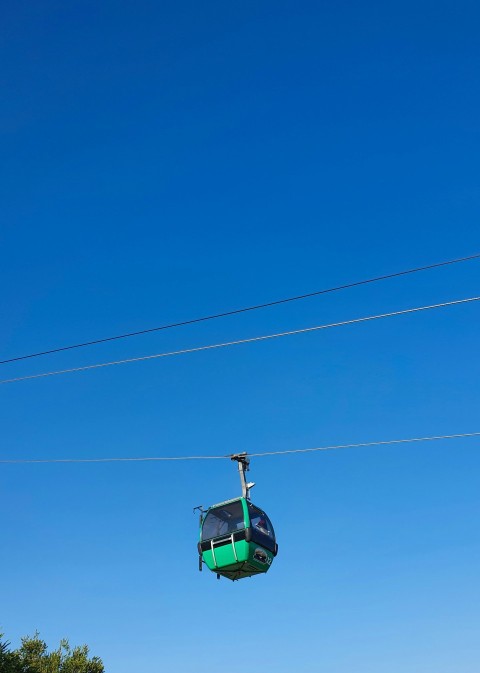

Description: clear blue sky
[1,1,479,671]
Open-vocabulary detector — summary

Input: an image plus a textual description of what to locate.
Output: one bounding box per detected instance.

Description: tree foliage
[0,637,22,673]
[0,633,104,673]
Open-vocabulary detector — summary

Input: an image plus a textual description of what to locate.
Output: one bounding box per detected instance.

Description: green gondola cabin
[198,496,278,580]
[196,453,278,581]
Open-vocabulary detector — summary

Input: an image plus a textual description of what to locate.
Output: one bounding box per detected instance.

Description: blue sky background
[1,1,479,671]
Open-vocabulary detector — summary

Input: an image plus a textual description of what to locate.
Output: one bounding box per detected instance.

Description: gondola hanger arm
[230,453,255,500]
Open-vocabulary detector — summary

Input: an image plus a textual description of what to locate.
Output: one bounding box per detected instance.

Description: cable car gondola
[196,454,278,581]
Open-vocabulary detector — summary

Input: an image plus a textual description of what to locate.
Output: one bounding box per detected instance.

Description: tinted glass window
[202,501,245,540]
[248,504,275,539]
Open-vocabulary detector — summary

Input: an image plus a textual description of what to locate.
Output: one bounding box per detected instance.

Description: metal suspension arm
[230,453,254,499]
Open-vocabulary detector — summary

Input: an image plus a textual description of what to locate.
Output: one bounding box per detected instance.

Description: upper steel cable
[0,295,479,385]
[1,252,479,366]
[0,431,478,463]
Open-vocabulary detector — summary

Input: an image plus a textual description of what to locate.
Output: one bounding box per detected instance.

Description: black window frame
[247,503,276,554]
[201,500,246,542]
